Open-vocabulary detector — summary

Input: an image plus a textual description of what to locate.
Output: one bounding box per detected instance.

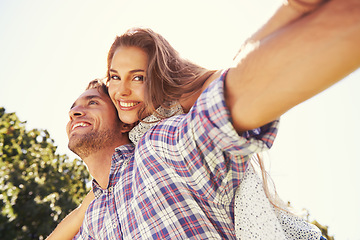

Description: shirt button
[109,187,113,192]
[112,222,117,229]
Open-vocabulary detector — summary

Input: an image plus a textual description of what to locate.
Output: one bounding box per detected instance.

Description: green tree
[0,107,91,239]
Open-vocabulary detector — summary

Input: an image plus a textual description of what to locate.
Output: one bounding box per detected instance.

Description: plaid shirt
[75,70,279,239]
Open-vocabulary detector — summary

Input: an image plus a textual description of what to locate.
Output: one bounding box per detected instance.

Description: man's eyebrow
[70,95,103,110]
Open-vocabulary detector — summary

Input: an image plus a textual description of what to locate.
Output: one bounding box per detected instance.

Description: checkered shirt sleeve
[74,69,279,239]
[144,69,278,195]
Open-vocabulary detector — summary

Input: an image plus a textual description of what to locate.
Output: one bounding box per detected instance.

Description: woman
[106,1,340,239]
[47,0,358,238]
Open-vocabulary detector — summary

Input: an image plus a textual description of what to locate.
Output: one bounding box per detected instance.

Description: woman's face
[108,46,148,124]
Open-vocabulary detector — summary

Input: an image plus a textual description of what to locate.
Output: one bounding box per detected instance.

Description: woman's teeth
[120,102,139,107]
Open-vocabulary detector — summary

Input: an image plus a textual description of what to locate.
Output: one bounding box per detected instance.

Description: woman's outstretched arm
[46,191,95,240]
[226,0,360,132]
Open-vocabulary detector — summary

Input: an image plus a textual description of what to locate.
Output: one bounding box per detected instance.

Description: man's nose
[69,106,85,120]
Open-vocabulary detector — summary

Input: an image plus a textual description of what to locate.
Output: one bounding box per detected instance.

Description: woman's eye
[133,75,144,82]
[110,75,120,80]
[89,100,98,105]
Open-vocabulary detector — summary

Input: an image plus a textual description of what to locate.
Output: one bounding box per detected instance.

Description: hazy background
[1,0,359,239]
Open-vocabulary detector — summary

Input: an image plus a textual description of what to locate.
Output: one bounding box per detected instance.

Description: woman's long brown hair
[106,27,215,120]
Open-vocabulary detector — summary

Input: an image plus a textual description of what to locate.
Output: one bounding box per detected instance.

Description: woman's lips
[118,100,141,111]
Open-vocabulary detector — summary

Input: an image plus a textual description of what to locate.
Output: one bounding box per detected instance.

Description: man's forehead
[79,88,103,99]
[71,89,109,109]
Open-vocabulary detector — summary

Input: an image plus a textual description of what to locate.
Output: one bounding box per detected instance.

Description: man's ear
[120,122,137,133]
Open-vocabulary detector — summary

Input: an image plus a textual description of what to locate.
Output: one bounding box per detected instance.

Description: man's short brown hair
[86,78,108,96]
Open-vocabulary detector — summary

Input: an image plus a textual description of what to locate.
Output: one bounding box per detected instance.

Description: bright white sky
[1,0,359,239]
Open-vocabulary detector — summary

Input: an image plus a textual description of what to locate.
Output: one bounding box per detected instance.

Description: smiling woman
[108,46,148,124]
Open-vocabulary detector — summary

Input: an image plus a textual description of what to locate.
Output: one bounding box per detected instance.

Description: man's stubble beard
[68,129,119,159]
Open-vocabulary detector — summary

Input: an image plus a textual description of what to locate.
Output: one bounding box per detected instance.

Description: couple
[48,0,360,239]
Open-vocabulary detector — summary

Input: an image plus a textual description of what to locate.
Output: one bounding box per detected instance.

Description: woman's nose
[118,81,131,96]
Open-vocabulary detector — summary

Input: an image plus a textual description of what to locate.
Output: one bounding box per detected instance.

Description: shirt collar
[92,143,135,198]
[128,102,184,145]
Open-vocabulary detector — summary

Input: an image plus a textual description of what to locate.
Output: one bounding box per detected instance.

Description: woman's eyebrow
[109,69,145,73]
[129,69,145,73]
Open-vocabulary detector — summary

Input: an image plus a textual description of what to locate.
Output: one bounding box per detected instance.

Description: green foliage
[0,107,91,239]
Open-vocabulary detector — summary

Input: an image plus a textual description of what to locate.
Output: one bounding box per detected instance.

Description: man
[46,80,134,240]
[66,80,134,190]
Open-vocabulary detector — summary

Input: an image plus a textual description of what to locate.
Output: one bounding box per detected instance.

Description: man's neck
[83,147,115,189]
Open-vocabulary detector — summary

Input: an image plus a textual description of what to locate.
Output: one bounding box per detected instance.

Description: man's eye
[89,101,98,105]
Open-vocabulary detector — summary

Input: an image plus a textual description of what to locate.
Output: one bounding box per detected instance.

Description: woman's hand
[227,0,360,132]
[234,0,329,62]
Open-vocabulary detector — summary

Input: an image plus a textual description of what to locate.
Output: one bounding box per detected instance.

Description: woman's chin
[119,114,139,125]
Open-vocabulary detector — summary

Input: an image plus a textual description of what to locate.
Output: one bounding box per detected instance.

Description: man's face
[66,88,124,158]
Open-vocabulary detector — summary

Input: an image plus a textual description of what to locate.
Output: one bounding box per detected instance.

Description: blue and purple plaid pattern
[75,70,279,239]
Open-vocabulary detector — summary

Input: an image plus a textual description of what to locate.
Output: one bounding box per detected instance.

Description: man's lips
[71,121,91,131]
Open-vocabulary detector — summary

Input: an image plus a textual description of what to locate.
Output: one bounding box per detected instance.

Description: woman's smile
[117,100,141,110]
